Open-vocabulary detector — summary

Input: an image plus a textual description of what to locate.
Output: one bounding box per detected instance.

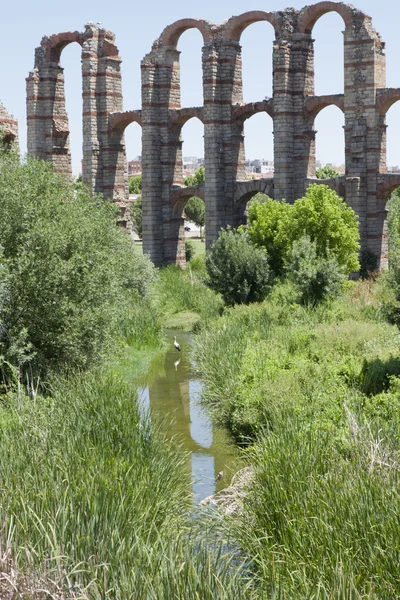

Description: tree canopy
[129,175,142,194]
[247,184,360,275]
[316,166,340,179]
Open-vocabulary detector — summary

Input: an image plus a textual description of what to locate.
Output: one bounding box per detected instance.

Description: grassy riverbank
[0,308,253,599]
[193,276,400,597]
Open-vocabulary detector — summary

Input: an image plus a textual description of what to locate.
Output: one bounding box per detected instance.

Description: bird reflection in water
[174,358,181,371]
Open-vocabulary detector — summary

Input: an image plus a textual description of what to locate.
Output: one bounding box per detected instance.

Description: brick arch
[169,107,204,126]
[223,11,280,41]
[232,101,274,123]
[170,185,205,217]
[304,94,344,120]
[159,19,213,48]
[376,88,400,116]
[377,175,400,201]
[233,179,274,206]
[43,31,84,63]
[298,2,361,34]
[109,110,142,134]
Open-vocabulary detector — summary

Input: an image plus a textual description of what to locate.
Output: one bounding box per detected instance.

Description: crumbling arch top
[43,31,84,63]
[298,1,365,34]
[223,11,280,41]
[233,101,274,123]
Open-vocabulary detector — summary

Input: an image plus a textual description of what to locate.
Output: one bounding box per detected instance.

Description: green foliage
[155,265,223,325]
[131,195,142,238]
[232,420,400,598]
[184,166,205,187]
[185,238,195,262]
[128,174,142,194]
[0,372,252,599]
[247,196,290,276]
[288,235,345,306]
[193,279,399,442]
[288,184,360,273]
[315,165,340,179]
[248,184,360,276]
[184,196,205,229]
[206,228,271,306]
[0,155,156,379]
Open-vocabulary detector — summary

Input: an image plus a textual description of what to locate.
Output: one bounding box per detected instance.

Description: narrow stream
[138,330,237,503]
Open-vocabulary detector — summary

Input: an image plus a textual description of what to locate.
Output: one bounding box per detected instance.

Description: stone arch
[304,94,344,121]
[298,2,360,34]
[376,89,400,116]
[109,110,143,134]
[170,185,205,218]
[158,18,213,48]
[377,175,400,201]
[232,101,274,124]
[223,11,280,41]
[233,179,274,227]
[43,31,84,63]
[234,179,274,206]
[169,107,204,127]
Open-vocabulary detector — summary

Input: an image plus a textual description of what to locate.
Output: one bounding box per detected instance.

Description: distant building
[128,158,142,175]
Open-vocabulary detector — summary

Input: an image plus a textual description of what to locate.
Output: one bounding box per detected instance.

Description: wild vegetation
[2,152,400,598]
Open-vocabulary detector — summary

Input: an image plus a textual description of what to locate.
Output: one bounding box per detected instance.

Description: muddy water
[138,330,237,503]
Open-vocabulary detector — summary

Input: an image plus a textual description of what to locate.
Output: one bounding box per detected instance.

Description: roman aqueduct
[1,2,398,267]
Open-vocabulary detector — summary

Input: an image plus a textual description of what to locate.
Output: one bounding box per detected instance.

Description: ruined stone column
[291,31,316,200]
[343,12,387,268]
[141,44,182,265]
[203,38,243,247]
[26,37,74,176]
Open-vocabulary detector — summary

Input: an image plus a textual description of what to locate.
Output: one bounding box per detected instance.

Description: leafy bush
[185,238,195,262]
[128,175,142,194]
[206,228,271,306]
[0,154,156,378]
[246,196,290,276]
[288,235,345,306]
[315,165,340,179]
[247,184,360,276]
[131,195,142,238]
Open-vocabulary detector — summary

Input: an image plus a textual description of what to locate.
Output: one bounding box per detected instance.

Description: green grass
[192,277,400,596]
[0,371,254,599]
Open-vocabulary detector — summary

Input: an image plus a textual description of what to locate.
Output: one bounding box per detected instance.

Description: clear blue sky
[3,0,400,174]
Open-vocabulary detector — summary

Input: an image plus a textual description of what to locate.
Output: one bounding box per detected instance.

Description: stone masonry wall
[27,3,400,269]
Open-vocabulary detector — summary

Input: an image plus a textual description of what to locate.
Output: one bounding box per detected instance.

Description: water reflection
[138,330,237,502]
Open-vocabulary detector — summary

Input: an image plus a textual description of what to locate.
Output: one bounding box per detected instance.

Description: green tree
[316,165,340,179]
[129,175,142,194]
[0,154,156,379]
[247,196,291,276]
[285,184,360,274]
[131,196,142,238]
[184,196,205,236]
[206,227,270,306]
[184,166,205,187]
[247,184,360,276]
[288,235,345,306]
